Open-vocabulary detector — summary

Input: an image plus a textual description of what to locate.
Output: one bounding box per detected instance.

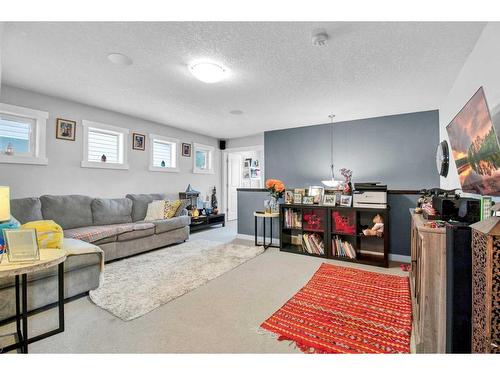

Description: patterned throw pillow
[174,199,190,217]
[164,199,182,219]
[144,200,166,221]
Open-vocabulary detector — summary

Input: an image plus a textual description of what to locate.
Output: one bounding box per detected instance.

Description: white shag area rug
[89,239,264,321]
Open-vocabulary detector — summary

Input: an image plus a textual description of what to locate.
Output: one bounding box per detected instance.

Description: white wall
[0,23,4,95]
[439,22,500,194]
[0,85,221,199]
[226,133,264,149]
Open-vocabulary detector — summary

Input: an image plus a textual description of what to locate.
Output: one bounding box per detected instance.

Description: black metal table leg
[254,216,258,246]
[263,217,266,248]
[15,275,22,351]
[58,263,64,331]
[22,274,28,354]
[0,262,66,354]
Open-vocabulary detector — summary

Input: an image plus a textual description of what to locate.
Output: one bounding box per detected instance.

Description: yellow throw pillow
[164,199,182,219]
[21,220,63,249]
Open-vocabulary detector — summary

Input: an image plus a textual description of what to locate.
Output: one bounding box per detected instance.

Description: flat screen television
[446,87,500,197]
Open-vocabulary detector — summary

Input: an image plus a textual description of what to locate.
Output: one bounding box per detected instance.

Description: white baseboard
[236,234,411,263]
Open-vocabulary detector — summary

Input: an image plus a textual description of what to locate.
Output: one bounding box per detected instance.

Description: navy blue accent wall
[265,110,440,190]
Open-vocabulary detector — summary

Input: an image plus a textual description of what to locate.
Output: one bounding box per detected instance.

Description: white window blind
[153,140,175,168]
[88,128,121,163]
[0,115,33,155]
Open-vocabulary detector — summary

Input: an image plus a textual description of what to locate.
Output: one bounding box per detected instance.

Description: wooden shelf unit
[280,203,389,267]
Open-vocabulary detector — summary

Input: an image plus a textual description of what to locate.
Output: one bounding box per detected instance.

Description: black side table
[254,212,280,249]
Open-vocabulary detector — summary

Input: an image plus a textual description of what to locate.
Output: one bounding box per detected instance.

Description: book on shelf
[302,233,324,255]
[332,236,357,259]
[284,208,302,229]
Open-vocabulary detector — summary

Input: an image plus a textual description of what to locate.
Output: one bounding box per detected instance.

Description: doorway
[222,146,264,221]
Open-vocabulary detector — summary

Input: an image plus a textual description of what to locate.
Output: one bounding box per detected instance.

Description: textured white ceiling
[1,22,486,138]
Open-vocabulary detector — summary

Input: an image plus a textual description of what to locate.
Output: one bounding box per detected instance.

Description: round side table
[0,249,67,354]
[254,212,280,250]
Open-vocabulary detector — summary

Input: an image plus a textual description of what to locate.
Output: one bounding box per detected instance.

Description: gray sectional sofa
[0,193,190,321]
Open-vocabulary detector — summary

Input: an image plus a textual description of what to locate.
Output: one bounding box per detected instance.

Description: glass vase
[270,196,279,213]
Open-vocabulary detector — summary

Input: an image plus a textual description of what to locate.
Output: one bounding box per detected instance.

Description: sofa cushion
[117,226,155,241]
[126,193,167,222]
[64,223,134,243]
[92,198,133,225]
[148,216,191,234]
[10,197,44,224]
[40,195,93,230]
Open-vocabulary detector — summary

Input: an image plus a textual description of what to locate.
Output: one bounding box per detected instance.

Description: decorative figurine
[362,214,384,237]
[340,168,353,194]
[211,186,218,211]
[161,160,166,167]
[101,154,107,162]
[5,142,14,156]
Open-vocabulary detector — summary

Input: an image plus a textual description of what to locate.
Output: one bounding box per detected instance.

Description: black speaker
[445,222,472,353]
[219,140,226,150]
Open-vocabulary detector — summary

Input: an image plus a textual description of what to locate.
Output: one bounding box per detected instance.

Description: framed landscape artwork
[446,87,500,196]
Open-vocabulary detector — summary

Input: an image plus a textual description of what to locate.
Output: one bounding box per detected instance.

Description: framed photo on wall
[56,118,76,141]
[3,228,40,263]
[132,133,146,150]
[182,143,191,157]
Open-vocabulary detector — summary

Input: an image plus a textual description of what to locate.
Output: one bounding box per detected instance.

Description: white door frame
[221,145,265,220]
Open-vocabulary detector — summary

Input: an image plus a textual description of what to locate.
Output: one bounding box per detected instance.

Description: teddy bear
[362,214,384,237]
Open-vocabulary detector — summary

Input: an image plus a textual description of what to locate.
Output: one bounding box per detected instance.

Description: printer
[353,182,387,209]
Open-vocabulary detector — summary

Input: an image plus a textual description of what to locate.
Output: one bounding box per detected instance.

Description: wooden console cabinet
[409,209,447,353]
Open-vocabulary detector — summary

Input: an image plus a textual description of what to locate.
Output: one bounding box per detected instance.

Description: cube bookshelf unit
[280,204,389,267]
[281,206,327,257]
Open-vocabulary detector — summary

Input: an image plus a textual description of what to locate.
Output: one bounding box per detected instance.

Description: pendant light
[321,114,343,188]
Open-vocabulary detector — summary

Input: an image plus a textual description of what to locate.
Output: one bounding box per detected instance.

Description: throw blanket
[64,222,155,243]
[62,237,105,273]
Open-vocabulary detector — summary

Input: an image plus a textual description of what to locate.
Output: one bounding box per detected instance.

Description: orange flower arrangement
[266,178,285,199]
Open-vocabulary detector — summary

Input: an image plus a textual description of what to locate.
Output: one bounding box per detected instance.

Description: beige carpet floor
[0,221,407,353]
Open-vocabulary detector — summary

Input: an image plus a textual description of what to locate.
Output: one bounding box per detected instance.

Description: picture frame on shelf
[132,133,146,150]
[244,158,252,168]
[322,193,337,206]
[55,118,76,141]
[308,186,324,204]
[182,143,191,157]
[339,195,353,207]
[3,228,40,263]
[293,193,302,204]
[302,196,314,205]
[284,190,294,204]
[294,188,307,197]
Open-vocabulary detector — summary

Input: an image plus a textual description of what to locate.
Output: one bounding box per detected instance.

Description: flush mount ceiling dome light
[189,62,226,83]
[107,53,133,66]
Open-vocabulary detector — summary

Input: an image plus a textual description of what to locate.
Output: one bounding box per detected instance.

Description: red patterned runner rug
[260,263,412,354]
